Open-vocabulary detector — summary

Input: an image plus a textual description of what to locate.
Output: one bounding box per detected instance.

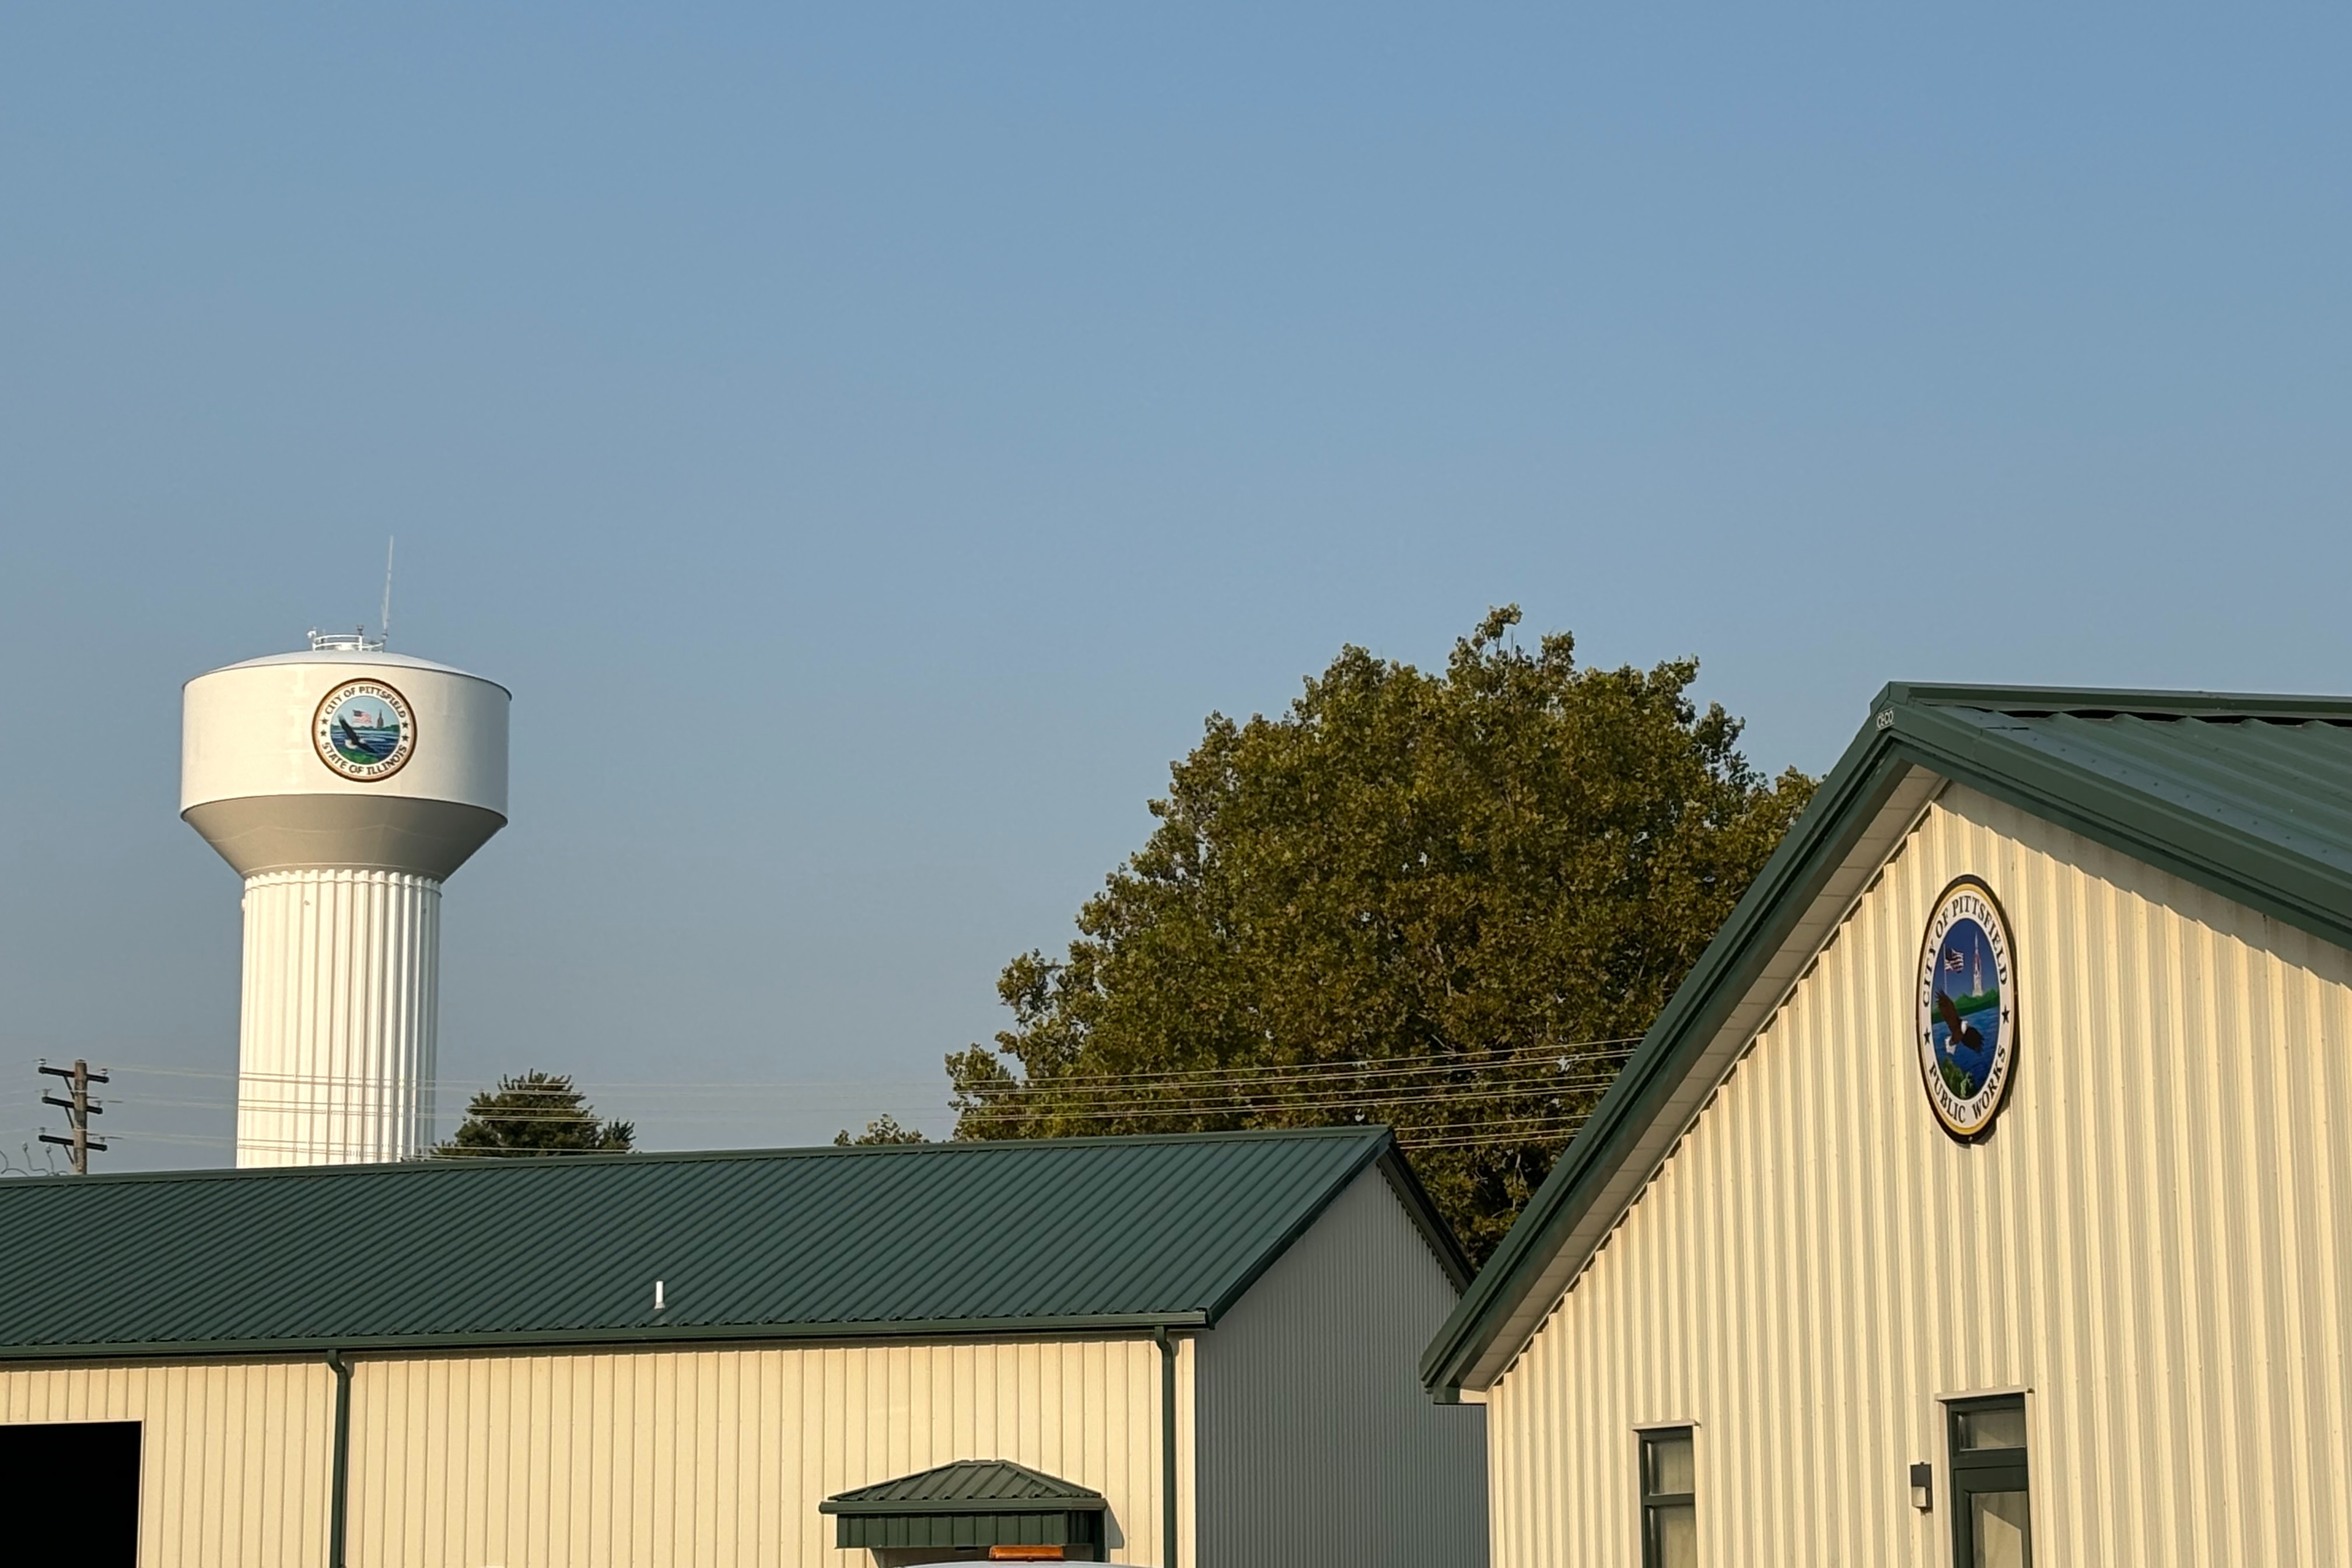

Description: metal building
[0,1128,1487,1568]
[1423,684,2352,1567]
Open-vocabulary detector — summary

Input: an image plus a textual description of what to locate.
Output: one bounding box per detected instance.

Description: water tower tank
[181,631,509,1166]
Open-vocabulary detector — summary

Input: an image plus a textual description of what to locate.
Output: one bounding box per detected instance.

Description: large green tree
[430,1070,635,1158]
[946,608,1813,1262]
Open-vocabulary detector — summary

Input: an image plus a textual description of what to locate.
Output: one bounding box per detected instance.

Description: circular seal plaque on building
[1916,876,2018,1141]
[313,678,416,782]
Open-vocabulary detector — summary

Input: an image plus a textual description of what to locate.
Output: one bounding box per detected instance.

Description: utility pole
[38,1059,108,1175]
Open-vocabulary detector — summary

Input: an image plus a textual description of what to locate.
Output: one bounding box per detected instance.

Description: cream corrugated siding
[1484,782,2352,1567]
[346,1336,1192,1568]
[1195,1168,1488,1564]
[0,1359,332,1567]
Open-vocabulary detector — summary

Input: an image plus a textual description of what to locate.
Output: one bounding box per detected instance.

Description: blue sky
[4,5,2346,1168]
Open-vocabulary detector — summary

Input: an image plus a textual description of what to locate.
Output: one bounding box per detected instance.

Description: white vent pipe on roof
[181,635,509,1166]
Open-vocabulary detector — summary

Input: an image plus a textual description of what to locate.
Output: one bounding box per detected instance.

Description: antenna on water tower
[380,536,396,647]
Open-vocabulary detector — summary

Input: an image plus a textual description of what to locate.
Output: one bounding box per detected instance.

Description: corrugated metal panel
[0,1359,334,1567]
[1943,705,2352,874]
[0,1129,1390,1356]
[1483,785,2352,1566]
[346,1338,1184,1567]
[1196,1169,1488,1566]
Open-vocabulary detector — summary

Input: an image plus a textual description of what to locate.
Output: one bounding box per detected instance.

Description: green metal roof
[821,1460,1105,1516]
[821,1460,1107,1552]
[0,1126,1460,1362]
[1423,683,2352,1398]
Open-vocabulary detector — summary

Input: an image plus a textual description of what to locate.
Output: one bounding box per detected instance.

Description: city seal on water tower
[1915,875,2018,1142]
[313,678,416,782]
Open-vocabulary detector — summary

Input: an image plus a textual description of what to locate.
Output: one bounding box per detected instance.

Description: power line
[101,1113,1603,1156]
[75,1048,1637,1114]
[102,1074,1627,1124]
[64,1034,1646,1094]
[943,1038,1646,1091]
[955,1081,1624,1123]
[1396,1119,1597,1150]
[48,1037,1645,1158]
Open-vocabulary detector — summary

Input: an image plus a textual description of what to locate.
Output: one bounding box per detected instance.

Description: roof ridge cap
[1875,680,2352,722]
[0,1124,1393,1192]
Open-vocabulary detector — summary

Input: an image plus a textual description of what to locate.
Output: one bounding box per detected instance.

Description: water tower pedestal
[182,635,509,1166]
[236,869,443,1164]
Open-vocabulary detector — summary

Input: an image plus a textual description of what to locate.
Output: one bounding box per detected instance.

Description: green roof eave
[1375,1143,1476,1293]
[1422,681,2352,1399]
[823,1498,1101,1517]
[0,1311,1213,1367]
[822,1496,1102,1517]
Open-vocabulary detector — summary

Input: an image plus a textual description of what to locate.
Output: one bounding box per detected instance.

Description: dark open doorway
[0,1420,141,1566]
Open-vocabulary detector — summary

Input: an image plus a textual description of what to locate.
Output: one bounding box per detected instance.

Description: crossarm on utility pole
[34,1059,109,1175]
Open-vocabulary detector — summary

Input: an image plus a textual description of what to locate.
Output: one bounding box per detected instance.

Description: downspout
[1153,1326,1178,1568]
[326,1350,352,1568]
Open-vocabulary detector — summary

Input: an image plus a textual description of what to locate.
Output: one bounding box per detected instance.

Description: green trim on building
[1423,682,2352,1398]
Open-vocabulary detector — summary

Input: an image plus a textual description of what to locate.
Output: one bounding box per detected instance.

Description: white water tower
[181,631,509,1166]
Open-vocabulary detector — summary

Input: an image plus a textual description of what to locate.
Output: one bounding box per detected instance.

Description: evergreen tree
[431,1070,634,1158]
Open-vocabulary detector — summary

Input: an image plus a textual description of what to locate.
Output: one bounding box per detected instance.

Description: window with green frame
[1947,1395,2032,1567]
[1639,1427,1695,1568]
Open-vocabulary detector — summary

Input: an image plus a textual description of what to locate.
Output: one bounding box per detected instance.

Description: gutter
[326,1349,353,1568]
[1153,1326,1179,1568]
